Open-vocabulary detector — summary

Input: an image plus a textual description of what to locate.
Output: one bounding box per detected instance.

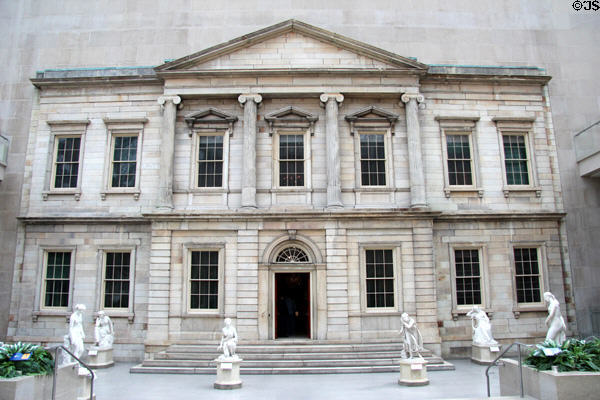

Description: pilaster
[145,224,172,345]
[236,228,259,340]
[401,93,427,208]
[325,227,349,339]
[238,94,262,209]
[156,95,181,210]
[320,93,344,208]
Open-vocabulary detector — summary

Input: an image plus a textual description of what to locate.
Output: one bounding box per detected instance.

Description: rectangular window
[514,248,542,303]
[365,249,394,308]
[360,134,386,186]
[197,135,223,188]
[44,251,71,308]
[279,134,304,187]
[103,252,131,309]
[111,136,138,188]
[454,249,481,305]
[190,250,219,309]
[447,135,473,186]
[503,135,530,185]
[53,137,81,188]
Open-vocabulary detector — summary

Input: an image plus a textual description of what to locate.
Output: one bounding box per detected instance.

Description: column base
[398,358,429,386]
[214,357,243,390]
[471,343,501,365]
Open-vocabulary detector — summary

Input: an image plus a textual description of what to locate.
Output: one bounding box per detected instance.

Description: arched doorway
[273,247,311,338]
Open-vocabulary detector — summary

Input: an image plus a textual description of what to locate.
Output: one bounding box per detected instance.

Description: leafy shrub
[0,342,54,379]
[524,338,600,372]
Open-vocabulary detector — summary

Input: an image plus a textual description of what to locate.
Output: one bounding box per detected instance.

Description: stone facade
[5,21,575,360]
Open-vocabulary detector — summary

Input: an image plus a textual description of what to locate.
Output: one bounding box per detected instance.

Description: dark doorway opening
[275,273,310,339]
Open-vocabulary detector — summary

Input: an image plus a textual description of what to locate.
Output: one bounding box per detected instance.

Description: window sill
[350,310,402,317]
[100,310,135,323]
[503,186,541,198]
[42,189,81,201]
[451,307,493,321]
[353,187,395,193]
[270,188,312,193]
[175,312,230,318]
[175,188,228,194]
[512,305,547,318]
[101,189,140,201]
[32,310,71,322]
[444,187,484,198]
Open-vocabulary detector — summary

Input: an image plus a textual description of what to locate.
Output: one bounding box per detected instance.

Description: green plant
[524,338,600,372]
[0,342,54,379]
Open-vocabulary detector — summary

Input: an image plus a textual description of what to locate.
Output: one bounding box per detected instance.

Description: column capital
[400,93,424,104]
[157,95,181,106]
[320,93,344,105]
[238,93,262,105]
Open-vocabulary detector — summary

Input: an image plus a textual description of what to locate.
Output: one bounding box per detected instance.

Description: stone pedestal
[77,366,96,400]
[214,357,242,390]
[87,347,114,369]
[471,343,501,365]
[398,358,429,386]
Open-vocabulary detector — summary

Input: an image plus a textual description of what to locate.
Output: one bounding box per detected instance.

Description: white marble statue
[400,312,423,359]
[68,304,86,360]
[466,306,498,346]
[217,318,239,360]
[544,292,567,345]
[94,311,114,349]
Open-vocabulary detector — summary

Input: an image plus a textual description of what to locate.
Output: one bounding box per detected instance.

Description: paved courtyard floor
[93,359,504,400]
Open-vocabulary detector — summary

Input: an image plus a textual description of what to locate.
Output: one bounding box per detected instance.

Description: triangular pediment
[157,20,427,73]
[345,106,399,122]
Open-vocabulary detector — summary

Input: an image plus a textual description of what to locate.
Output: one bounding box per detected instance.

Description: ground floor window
[514,247,542,303]
[43,251,71,308]
[189,250,219,309]
[454,249,482,306]
[365,249,394,308]
[103,251,131,309]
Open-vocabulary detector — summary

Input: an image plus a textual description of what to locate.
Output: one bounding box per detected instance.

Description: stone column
[320,93,344,208]
[238,94,262,209]
[401,93,427,208]
[156,95,181,210]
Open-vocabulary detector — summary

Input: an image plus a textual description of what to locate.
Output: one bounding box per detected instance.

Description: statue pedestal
[77,366,96,400]
[471,343,501,365]
[398,358,429,386]
[214,357,242,390]
[87,346,114,369]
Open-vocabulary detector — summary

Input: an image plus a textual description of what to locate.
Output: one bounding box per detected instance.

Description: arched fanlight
[275,247,310,263]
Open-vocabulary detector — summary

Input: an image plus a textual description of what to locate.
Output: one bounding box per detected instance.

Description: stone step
[130,361,455,375]
[155,350,414,361]
[166,342,414,354]
[143,357,424,368]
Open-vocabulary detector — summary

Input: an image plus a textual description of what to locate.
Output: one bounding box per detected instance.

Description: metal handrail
[47,345,95,400]
[485,341,533,398]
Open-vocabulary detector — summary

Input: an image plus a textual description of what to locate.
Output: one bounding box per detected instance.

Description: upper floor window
[53,136,81,189]
[197,134,224,188]
[102,118,146,200]
[359,133,386,186]
[111,135,138,188]
[493,117,540,197]
[436,116,482,198]
[502,135,530,185]
[279,133,304,187]
[185,108,237,192]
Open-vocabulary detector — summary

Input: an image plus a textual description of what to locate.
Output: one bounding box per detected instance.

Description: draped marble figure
[68,304,86,360]
[466,306,498,346]
[94,311,114,349]
[400,312,423,359]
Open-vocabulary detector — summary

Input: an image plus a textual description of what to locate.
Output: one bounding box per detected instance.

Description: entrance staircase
[130,341,454,374]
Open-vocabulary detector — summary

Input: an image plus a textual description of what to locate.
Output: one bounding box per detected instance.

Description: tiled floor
[93,359,502,400]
